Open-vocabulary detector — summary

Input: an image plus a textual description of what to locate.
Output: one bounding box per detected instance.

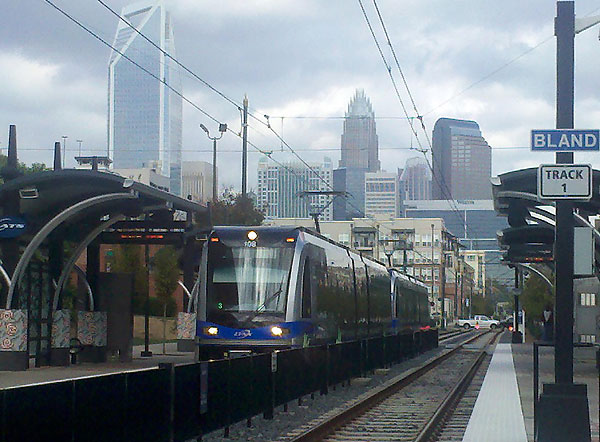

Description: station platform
[464,332,599,442]
[0,343,195,389]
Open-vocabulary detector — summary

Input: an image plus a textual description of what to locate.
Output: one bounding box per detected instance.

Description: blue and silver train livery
[196,226,431,359]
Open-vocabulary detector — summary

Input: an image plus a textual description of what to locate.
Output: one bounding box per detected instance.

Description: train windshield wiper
[244,281,284,323]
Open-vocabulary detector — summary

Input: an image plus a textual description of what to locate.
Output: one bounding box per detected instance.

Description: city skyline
[3,1,600,193]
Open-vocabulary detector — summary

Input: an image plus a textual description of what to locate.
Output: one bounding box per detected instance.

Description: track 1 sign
[538,164,592,200]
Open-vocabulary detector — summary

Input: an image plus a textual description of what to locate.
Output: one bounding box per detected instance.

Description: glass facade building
[403,200,507,251]
[432,118,491,200]
[108,2,183,195]
[400,156,432,201]
[257,157,333,220]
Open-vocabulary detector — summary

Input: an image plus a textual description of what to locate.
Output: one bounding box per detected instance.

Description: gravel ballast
[198,335,476,442]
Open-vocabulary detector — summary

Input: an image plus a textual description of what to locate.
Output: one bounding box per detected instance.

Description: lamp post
[76,139,83,157]
[200,123,227,202]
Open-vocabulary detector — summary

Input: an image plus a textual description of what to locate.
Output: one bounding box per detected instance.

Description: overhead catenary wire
[357,0,474,241]
[50,0,506,290]
[44,0,326,200]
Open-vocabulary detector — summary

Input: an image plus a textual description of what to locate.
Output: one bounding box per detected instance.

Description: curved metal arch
[178,280,192,302]
[73,264,95,311]
[0,261,11,288]
[6,192,137,309]
[187,276,201,314]
[518,263,554,290]
[52,214,125,312]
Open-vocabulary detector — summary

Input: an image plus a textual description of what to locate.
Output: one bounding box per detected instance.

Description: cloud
[2,0,600,191]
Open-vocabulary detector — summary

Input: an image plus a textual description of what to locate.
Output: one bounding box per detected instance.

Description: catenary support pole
[242,95,248,197]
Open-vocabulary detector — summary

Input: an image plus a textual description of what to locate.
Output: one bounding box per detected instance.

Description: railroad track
[438,329,470,342]
[285,330,499,442]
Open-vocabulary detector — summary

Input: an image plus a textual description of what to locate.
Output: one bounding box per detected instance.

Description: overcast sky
[2,0,600,192]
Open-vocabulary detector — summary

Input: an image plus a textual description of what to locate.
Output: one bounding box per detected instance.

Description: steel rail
[414,331,501,442]
[289,331,491,442]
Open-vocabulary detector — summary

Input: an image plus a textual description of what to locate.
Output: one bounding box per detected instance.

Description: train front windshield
[207,243,294,327]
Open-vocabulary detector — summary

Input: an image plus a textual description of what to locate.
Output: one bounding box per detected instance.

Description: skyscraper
[339,89,379,172]
[108,1,183,195]
[431,118,491,200]
[181,161,214,203]
[257,157,333,220]
[400,156,432,201]
[334,90,380,220]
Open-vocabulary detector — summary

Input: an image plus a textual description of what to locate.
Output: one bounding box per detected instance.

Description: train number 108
[244,240,257,248]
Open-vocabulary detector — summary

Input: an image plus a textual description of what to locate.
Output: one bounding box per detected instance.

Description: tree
[210,188,264,226]
[0,154,49,184]
[520,268,554,339]
[107,245,148,314]
[152,246,180,353]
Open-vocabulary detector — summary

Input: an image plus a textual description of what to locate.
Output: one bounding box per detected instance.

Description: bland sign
[531,129,599,151]
[538,164,592,200]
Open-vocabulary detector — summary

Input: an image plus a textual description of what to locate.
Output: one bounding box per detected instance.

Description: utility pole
[440,237,446,328]
[431,224,436,317]
[241,95,248,197]
[61,135,68,168]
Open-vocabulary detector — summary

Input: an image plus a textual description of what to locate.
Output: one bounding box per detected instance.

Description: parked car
[457,315,501,330]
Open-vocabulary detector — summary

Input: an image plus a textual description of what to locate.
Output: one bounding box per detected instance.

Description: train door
[299,245,327,342]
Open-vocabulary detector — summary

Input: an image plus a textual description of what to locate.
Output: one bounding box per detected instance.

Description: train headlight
[247,230,258,241]
[206,326,219,336]
[270,326,287,337]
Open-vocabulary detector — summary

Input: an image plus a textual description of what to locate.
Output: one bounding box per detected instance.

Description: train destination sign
[538,164,592,200]
[531,129,600,151]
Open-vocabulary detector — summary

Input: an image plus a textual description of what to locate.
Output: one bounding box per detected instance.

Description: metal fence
[0,329,437,442]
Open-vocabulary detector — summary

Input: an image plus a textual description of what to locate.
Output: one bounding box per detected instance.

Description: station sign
[531,129,599,151]
[537,164,592,200]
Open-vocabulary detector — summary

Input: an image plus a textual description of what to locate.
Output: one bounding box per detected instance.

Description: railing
[0,329,438,442]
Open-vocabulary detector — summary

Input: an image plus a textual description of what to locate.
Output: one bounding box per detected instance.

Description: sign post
[535,3,592,442]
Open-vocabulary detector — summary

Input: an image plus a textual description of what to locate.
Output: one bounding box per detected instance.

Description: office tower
[108,1,183,195]
[257,157,333,220]
[364,172,399,218]
[431,118,491,200]
[339,89,380,172]
[182,161,214,203]
[333,167,368,220]
[400,157,432,200]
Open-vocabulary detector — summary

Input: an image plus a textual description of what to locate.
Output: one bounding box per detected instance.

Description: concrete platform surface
[463,342,528,442]
[512,341,599,442]
[0,343,195,389]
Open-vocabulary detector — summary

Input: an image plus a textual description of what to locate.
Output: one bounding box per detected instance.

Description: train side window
[302,257,312,318]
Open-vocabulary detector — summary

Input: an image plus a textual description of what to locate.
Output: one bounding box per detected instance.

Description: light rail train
[196,226,432,359]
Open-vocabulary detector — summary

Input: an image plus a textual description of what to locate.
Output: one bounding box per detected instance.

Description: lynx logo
[0,217,26,239]
[233,329,252,338]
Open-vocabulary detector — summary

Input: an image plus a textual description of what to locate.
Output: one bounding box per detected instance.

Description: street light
[200,123,227,202]
[76,139,83,157]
